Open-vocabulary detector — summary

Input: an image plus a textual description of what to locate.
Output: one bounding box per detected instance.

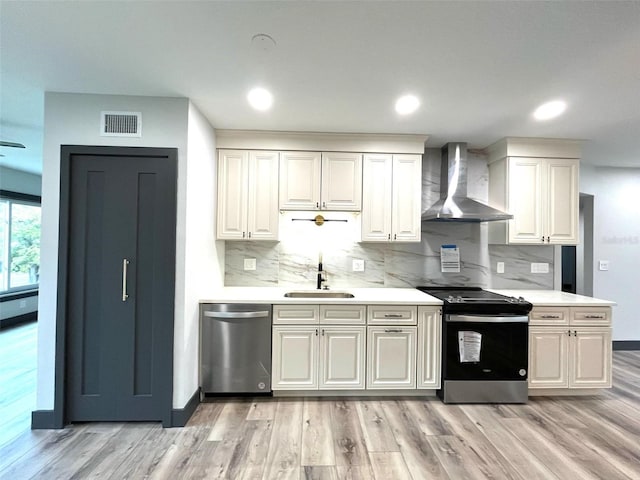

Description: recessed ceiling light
[395,95,420,115]
[247,87,273,111]
[533,100,567,121]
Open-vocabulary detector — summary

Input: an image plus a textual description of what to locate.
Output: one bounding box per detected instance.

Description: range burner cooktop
[416,286,533,315]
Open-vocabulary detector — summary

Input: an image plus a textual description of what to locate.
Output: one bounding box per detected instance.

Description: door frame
[52,145,177,428]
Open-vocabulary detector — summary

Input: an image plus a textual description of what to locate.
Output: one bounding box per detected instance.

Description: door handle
[122,259,130,302]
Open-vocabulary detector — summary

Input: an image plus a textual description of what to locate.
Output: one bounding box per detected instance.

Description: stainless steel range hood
[421,142,513,222]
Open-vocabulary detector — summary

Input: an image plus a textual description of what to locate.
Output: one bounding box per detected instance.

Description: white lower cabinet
[417,307,441,389]
[272,325,366,390]
[319,327,366,389]
[272,327,319,389]
[366,326,416,389]
[528,305,612,390]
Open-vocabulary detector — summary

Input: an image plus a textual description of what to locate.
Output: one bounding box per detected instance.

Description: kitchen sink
[284,291,355,298]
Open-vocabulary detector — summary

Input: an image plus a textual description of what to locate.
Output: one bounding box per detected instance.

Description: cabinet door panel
[417,307,441,389]
[320,305,366,325]
[392,155,422,242]
[217,150,248,239]
[272,327,318,390]
[570,307,611,327]
[273,305,319,325]
[570,329,612,388]
[321,153,362,211]
[507,158,544,243]
[528,327,569,388]
[361,154,393,242]
[279,151,321,210]
[529,307,570,326]
[247,151,279,240]
[367,327,416,389]
[546,159,579,244]
[320,327,365,389]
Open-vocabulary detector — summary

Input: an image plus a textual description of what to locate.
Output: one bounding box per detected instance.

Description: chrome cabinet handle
[384,329,403,333]
[384,314,404,318]
[248,231,252,238]
[316,202,320,208]
[122,259,129,302]
[541,315,560,319]
[585,315,604,319]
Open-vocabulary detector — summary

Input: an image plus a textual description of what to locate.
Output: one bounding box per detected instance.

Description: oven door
[443,314,528,381]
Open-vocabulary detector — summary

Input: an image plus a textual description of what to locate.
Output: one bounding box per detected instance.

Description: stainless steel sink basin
[284,291,355,298]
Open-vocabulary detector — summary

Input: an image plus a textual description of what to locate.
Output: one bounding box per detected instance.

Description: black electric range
[417,286,532,404]
[417,286,532,316]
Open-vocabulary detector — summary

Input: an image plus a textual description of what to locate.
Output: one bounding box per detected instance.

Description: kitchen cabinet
[528,306,612,390]
[417,306,441,389]
[366,326,417,389]
[279,151,362,211]
[366,305,418,389]
[487,138,580,245]
[217,149,279,240]
[271,304,366,390]
[361,154,422,242]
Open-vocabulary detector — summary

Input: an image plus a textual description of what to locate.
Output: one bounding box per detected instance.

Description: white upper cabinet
[321,152,363,210]
[487,138,580,245]
[279,151,321,210]
[361,154,421,242]
[279,151,362,211]
[217,149,279,240]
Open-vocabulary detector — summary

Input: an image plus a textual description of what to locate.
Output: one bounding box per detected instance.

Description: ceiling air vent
[100,111,142,137]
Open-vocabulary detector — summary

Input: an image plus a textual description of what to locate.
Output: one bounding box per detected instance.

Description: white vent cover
[100,111,142,137]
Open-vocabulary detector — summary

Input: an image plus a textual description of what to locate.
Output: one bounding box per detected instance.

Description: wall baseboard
[0,312,37,330]
[31,410,59,429]
[613,341,640,351]
[171,389,200,427]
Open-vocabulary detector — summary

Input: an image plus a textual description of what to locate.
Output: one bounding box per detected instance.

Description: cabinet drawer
[320,305,366,325]
[529,307,570,326]
[273,305,319,325]
[367,305,417,325]
[570,307,611,327]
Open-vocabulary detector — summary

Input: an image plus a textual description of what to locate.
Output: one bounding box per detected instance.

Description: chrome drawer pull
[585,315,605,319]
[383,314,404,318]
[384,329,403,333]
[541,315,560,319]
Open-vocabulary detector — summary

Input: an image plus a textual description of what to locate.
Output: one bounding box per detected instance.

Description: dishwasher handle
[203,311,270,319]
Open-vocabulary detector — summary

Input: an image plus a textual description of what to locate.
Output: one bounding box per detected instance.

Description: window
[0,191,41,294]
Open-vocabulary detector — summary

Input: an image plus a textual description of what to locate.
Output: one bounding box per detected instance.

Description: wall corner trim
[171,389,200,427]
[31,410,61,429]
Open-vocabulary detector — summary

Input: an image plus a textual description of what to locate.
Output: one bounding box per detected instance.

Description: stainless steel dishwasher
[200,304,272,394]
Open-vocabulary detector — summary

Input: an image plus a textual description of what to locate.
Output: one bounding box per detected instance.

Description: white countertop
[200,287,442,305]
[200,287,615,307]
[490,289,616,306]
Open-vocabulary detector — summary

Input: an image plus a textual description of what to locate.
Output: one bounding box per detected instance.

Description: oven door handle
[447,314,529,323]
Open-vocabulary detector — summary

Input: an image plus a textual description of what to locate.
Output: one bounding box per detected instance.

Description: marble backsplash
[224,148,555,290]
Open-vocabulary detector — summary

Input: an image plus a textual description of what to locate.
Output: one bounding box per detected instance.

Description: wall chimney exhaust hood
[421,142,513,222]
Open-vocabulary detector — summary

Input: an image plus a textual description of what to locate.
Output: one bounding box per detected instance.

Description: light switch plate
[531,262,549,273]
[599,260,609,271]
[244,258,257,271]
[497,262,505,274]
[352,258,365,272]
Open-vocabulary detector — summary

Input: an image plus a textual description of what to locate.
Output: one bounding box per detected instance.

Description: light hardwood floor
[1,322,639,479]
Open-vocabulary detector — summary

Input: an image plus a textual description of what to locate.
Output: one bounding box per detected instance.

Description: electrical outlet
[19,300,27,309]
[243,258,257,271]
[497,262,505,274]
[531,262,549,273]
[599,260,609,271]
[352,259,365,272]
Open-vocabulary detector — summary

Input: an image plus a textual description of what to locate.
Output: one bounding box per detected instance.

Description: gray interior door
[63,146,176,426]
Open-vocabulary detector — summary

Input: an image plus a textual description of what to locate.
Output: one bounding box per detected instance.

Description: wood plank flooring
[1,322,640,479]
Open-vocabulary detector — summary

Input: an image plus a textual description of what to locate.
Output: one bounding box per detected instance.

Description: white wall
[173,102,223,407]
[581,164,640,341]
[38,92,201,410]
[0,166,42,196]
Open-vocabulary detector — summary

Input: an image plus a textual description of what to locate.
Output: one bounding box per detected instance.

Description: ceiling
[1,1,639,175]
